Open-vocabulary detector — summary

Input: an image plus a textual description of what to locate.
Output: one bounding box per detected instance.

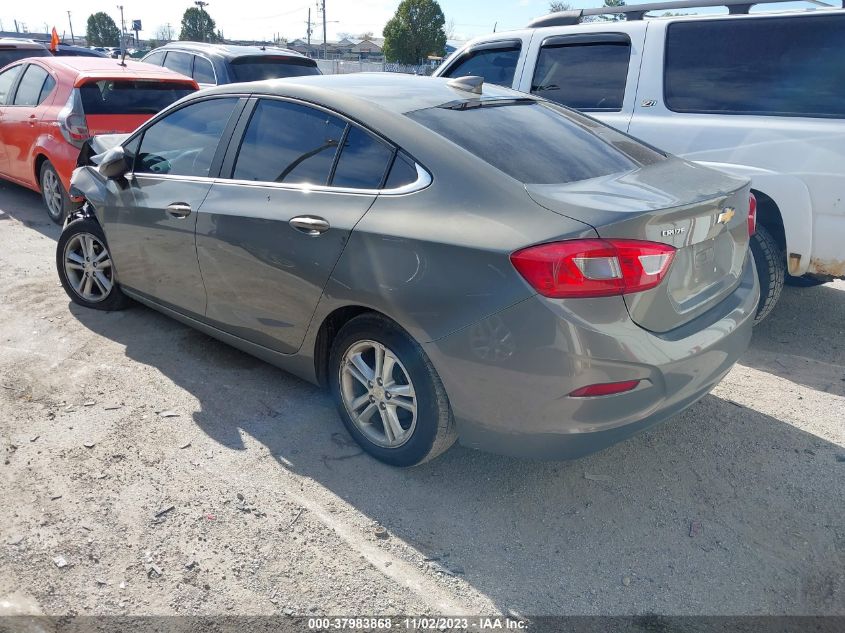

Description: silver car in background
[58,74,759,466]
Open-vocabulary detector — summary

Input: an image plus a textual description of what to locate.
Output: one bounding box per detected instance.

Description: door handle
[166,202,192,219]
[289,215,330,236]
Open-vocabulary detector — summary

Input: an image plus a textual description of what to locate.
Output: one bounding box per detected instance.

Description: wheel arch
[313,305,393,388]
[34,153,50,191]
[696,161,814,275]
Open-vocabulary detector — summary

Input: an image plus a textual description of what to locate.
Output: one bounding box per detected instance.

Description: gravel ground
[0,179,843,618]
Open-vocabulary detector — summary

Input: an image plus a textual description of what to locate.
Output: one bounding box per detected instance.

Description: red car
[0,56,198,222]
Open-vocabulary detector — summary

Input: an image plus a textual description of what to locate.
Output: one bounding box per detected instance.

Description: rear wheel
[329,314,456,467]
[40,161,73,225]
[56,218,130,311]
[749,225,784,324]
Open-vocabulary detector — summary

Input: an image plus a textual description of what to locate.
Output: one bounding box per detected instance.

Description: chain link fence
[315,59,435,76]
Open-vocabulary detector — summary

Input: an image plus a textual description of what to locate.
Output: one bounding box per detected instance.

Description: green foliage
[86,12,121,47]
[549,2,573,12]
[599,0,627,21]
[383,0,447,65]
[179,7,218,43]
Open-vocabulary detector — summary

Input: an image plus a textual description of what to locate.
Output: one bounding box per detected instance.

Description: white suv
[434,0,845,321]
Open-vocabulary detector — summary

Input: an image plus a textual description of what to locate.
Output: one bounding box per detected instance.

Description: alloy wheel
[63,233,114,303]
[42,169,64,219]
[340,340,417,448]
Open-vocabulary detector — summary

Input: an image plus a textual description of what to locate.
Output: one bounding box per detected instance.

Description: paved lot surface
[1,179,843,617]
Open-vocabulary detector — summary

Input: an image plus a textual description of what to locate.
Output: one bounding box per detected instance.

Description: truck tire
[749,225,784,324]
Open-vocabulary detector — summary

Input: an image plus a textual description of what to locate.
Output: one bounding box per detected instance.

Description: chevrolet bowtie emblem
[717,207,736,225]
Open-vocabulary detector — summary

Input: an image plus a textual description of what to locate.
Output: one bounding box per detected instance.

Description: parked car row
[0,0,839,467]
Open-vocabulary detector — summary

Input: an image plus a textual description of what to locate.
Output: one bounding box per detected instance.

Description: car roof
[199,73,528,115]
[0,38,48,50]
[28,56,198,82]
[155,42,313,62]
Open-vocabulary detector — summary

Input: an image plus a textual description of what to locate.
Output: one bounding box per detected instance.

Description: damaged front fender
[68,166,110,210]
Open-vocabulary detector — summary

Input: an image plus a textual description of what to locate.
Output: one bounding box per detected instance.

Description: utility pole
[116,5,126,51]
[305,7,313,48]
[67,11,75,45]
[195,1,210,42]
[316,0,327,60]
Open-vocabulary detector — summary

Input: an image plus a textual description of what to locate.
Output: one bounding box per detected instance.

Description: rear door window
[134,97,238,177]
[163,51,193,77]
[12,64,50,107]
[407,100,663,184]
[229,57,320,82]
[0,64,24,104]
[531,36,630,111]
[330,126,394,189]
[143,50,165,66]
[79,80,195,115]
[664,14,845,118]
[384,152,418,190]
[441,42,521,87]
[193,56,216,84]
[232,99,345,185]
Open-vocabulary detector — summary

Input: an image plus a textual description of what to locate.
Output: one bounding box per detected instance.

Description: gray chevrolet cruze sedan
[58,73,759,466]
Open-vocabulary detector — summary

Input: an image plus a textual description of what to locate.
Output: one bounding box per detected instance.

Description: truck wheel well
[314,306,386,388]
[751,189,785,253]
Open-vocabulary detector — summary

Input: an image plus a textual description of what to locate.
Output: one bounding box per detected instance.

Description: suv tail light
[748,193,757,237]
[510,239,676,298]
[57,88,89,148]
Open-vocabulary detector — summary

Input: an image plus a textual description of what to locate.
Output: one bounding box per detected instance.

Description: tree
[179,7,218,42]
[548,2,573,12]
[383,0,446,65]
[86,12,121,47]
[598,0,626,21]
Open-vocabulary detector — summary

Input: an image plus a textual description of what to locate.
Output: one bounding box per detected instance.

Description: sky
[0,0,828,43]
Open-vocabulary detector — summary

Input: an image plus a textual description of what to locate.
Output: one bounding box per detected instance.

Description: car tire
[784,274,828,288]
[749,225,784,324]
[40,160,75,225]
[329,313,457,467]
[56,217,131,311]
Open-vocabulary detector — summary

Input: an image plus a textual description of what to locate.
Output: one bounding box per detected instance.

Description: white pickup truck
[435,0,845,321]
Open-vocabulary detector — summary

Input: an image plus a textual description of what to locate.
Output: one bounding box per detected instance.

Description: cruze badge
[662,227,686,237]
[717,207,736,225]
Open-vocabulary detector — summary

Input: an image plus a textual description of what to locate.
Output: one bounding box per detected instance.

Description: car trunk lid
[526,158,751,333]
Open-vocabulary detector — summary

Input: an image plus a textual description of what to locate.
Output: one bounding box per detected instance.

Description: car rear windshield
[406,100,664,184]
[229,56,320,82]
[79,80,195,115]
[0,48,50,66]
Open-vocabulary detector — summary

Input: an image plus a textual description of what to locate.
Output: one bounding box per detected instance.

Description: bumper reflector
[569,380,641,398]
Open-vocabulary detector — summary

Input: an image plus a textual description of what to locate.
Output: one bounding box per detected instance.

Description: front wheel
[329,313,457,467]
[749,225,784,324]
[56,218,130,311]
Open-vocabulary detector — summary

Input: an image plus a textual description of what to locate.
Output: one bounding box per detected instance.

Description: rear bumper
[424,254,759,460]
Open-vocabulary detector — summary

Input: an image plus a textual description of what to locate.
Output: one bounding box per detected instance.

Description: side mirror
[97,146,129,179]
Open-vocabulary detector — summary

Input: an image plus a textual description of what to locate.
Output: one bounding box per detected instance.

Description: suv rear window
[229,56,320,82]
[0,48,50,66]
[407,100,663,184]
[665,14,845,118]
[79,80,195,115]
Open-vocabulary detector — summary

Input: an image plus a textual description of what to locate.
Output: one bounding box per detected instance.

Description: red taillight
[510,239,676,298]
[569,380,641,398]
[58,89,89,148]
[748,193,757,237]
